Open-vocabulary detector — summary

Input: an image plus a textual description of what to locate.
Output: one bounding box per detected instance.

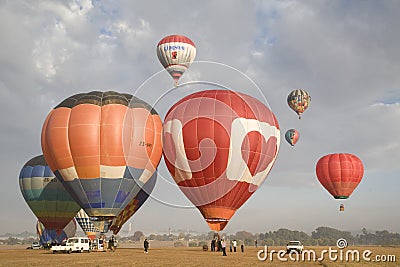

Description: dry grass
[0,244,399,266]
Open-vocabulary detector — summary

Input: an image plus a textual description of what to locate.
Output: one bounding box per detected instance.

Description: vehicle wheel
[67,249,71,254]
[53,251,56,254]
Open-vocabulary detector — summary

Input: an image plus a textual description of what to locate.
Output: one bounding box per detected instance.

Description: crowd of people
[140,234,247,257]
[210,235,245,256]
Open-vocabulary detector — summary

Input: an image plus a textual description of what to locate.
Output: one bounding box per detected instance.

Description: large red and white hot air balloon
[163,90,280,231]
[156,35,196,85]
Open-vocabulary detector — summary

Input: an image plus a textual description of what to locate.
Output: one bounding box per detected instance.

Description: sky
[1,0,399,236]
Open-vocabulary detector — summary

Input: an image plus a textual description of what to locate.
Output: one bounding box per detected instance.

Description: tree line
[4,226,398,247]
[123,226,400,247]
[253,227,400,246]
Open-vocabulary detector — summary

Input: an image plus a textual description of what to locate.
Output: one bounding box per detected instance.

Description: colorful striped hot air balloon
[41,91,163,232]
[163,90,280,231]
[110,170,157,235]
[287,89,311,119]
[19,155,80,230]
[157,35,196,85]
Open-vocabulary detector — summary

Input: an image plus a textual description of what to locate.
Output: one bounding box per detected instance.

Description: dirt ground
[0,244,399,266]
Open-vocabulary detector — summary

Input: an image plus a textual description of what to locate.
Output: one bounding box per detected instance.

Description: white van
[31,241,41,250]
[51,237,91,253]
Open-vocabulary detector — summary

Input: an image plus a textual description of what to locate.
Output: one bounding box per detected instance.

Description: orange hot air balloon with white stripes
[41,91,162,232]
[156,35,196,85]
[163,90,280,231]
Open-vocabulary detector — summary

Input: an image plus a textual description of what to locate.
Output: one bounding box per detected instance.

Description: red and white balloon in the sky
[163,90,280,231]
[156,35,196,85]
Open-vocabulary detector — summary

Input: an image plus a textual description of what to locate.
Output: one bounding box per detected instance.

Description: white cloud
[32,20,74,80]
[1,0,399,234]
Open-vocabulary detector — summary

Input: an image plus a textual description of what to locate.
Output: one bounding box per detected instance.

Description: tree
[132,231,144,241]
[311,226,353,245]
[235,231,254,241]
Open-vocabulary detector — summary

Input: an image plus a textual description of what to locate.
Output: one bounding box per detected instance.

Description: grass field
[0,244,399,266]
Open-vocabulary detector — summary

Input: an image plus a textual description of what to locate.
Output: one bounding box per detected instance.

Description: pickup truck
[51,237,91,254]
[286,241,304,253]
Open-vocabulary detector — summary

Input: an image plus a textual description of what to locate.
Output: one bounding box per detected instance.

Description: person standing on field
[221,239,227,256]
[232,239,237,252]
[144,238,149,253]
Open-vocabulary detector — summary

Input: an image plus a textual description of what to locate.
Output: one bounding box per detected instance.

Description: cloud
[1,0,399,234]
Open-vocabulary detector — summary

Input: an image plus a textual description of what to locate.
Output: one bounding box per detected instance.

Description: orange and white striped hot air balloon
[41,91,162,232]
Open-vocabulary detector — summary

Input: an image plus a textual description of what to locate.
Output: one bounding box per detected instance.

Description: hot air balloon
[41,91,163,233]
[287,89,311,119]
[37,219,76,246]
[110,170,157,235]
[315,153,364,211]
[19,155,80,230]
[285,129,299,147]
[156,35,196,85]
[75,209,99,240]
[163,90,280,231]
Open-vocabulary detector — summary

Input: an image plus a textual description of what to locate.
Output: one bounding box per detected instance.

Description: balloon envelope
[110,170,157,234]
[75,209,99,240]
[285,129,300,146]
[156,35,196,84]
[19,155,80,230]
[41,91,162,229]
[163,90,280,231]
[37,219,76,245]
[287,89,311,119]
[315,153,364,199]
